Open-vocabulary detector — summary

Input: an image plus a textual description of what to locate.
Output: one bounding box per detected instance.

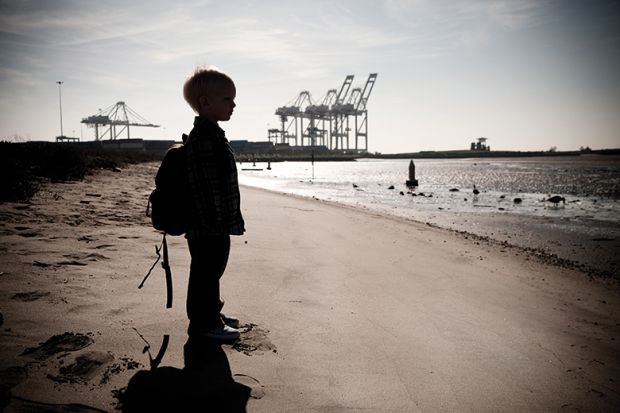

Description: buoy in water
[406,160,419,187]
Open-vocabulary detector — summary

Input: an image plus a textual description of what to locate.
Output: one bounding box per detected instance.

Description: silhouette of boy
[182,66,244,341]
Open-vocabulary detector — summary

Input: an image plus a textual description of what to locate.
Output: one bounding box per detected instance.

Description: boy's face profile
[198,81,236,123]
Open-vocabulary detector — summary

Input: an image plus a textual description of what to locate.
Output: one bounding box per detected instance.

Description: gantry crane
[330,75,354,150]
[273,91,313,146]
[269,73,377,152]
[304,89,337,147]
[352,73,377,151]
[81,101,159,141]
[326,74,377,151]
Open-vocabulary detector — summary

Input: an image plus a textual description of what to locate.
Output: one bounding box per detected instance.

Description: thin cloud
[381,0,545,54]
[0,66,38,87]
[485,0,544,30]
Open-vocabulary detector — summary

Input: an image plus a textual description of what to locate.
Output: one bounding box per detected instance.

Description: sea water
[239,156,620,222]
[239,156,620,275]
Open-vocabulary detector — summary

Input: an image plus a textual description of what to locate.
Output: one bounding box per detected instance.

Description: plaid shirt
[185,117,245,238]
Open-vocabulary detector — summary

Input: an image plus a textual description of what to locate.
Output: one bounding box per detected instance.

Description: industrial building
[470,137,491,151]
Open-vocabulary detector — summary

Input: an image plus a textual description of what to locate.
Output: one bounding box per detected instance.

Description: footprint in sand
[94,244,117,250]
[13,226,39,237]
[11,291,50,302]
[232,324,277,356]
[233,374,265,399]
[20,332,93,360]
[63,252,108,261]
[48,351,114,384]
[57,252,109,266]
[32,260,54,268]
[56,260,89,266]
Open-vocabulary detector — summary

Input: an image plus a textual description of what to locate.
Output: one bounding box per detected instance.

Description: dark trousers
[186,234,231,334]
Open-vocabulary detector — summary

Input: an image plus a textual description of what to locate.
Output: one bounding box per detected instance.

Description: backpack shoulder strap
[138,232,174,309]
[161,233,173,309]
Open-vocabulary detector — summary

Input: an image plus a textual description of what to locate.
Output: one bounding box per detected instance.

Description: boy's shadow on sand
[119,337,252,412]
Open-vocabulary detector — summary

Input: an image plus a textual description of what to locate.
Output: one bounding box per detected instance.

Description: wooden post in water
[406,160,419,187]
[267,161,271,170]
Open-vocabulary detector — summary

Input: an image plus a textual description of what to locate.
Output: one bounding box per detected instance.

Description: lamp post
[56,81,64,138]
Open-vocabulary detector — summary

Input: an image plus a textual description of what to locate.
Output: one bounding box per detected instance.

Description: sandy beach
[1,162,619,412]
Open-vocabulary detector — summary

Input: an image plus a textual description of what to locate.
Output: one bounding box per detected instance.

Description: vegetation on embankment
[0,142,164,202]
[365,148,620,159]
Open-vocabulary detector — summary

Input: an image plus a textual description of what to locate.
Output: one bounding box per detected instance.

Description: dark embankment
[365,148,620,159]
[0,141,164,203]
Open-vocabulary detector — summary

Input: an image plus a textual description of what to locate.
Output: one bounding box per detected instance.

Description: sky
[0,0,619,153]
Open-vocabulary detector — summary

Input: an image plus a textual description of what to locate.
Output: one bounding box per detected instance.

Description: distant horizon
[5,135,618,155]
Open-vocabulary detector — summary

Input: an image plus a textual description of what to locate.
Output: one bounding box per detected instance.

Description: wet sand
[414,208,620,279]
[0,162,618,411]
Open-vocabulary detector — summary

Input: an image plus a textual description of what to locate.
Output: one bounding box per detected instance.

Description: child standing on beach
[182,66,245,341]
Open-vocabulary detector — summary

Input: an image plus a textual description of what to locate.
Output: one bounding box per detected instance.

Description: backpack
[147,134,192,236]
[141,134,192,308]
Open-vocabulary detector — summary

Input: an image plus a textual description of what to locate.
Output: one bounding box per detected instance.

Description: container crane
[81,101,159,141]
[304,89,337,147]
[331,73,378,151]
[353,73,377,151]
[330,75,354,150]
[274,91,313,146]
[269,73,376,152]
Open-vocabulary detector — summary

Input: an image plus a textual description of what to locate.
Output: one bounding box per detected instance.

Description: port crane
[272,91,314,146]
[330,75,354,150]
[353,73,377,151]
[269,73,377,152]
[81,101,159,141]
[304,89,338,147]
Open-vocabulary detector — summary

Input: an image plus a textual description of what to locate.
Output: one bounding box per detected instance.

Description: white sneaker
[221,313,240,328]
[201,325,240,342]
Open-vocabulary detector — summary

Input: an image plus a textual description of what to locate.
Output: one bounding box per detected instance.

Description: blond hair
[183,66,234,113]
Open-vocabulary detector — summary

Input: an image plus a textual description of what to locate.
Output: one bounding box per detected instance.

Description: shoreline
[240,183,619,281]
